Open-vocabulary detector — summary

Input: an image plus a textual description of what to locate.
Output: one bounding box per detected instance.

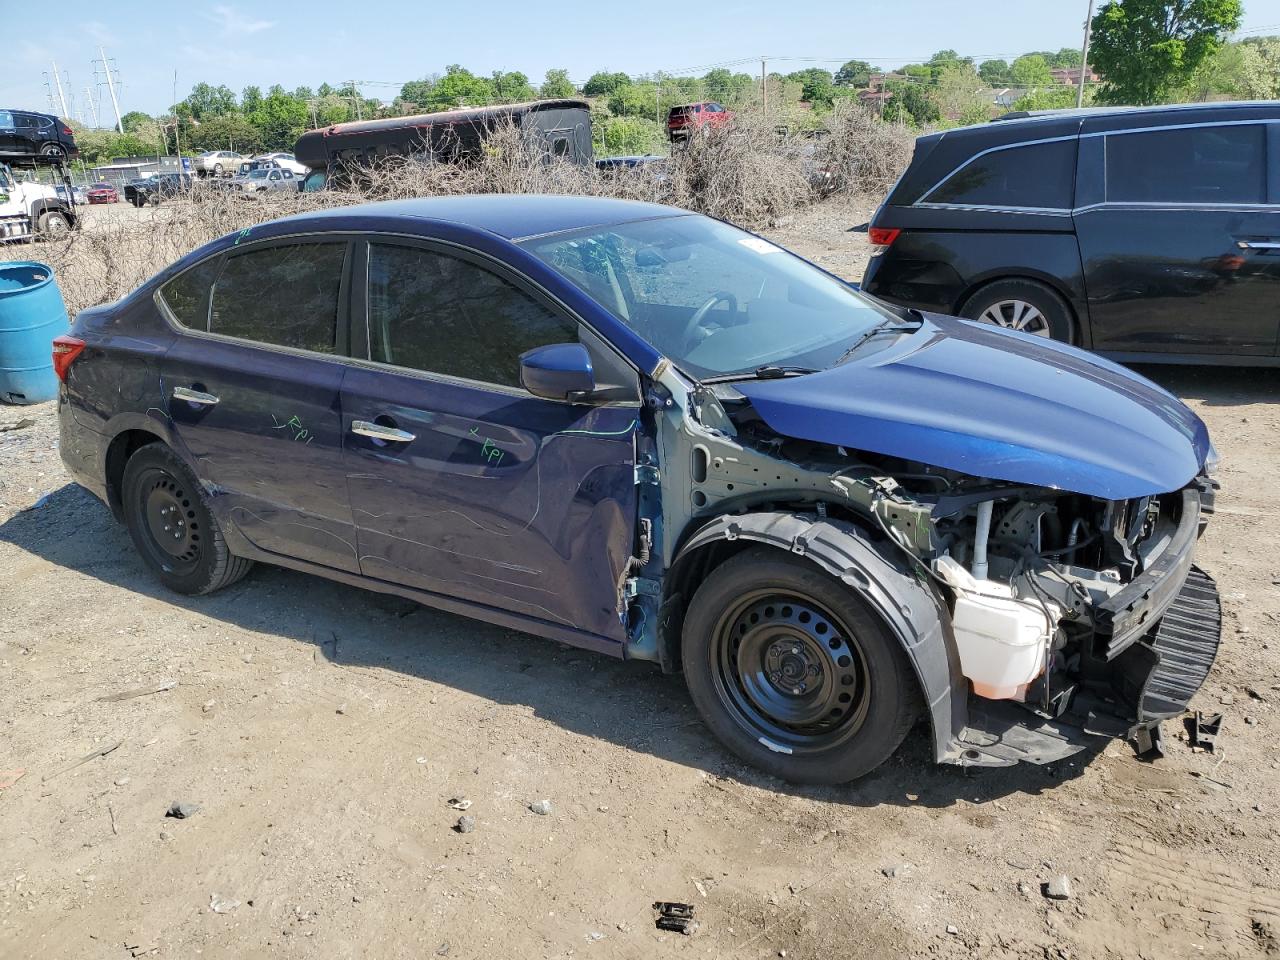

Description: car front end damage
[624,340,1221,769]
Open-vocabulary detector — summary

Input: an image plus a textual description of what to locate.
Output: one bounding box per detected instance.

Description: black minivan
[862,102,1280,364]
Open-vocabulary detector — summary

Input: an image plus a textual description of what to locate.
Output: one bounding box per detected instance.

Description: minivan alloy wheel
[976,299,1051,337]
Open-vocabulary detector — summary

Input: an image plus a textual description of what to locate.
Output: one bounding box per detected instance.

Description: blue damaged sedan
[55,196,1221,783]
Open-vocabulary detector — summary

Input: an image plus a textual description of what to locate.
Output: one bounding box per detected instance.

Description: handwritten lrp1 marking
[468,426,505,465]
[271,413,314,444]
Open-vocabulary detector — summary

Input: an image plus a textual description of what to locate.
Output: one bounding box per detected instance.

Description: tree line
[68,0,1262,164]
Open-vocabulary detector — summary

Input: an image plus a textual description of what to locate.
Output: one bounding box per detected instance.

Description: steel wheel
[134,467,202,575]
[710,590,871,755]
[976,299,1051,337]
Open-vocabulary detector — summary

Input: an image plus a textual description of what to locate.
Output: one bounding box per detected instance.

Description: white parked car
[252,152,308,176]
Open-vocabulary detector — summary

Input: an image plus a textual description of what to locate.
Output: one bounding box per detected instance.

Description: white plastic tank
[935,557,1060,701]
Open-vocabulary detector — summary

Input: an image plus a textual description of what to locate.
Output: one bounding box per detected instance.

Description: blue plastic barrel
[0,261,69,404]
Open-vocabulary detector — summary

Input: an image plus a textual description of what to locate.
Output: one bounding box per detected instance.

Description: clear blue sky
[5,0,1280,122]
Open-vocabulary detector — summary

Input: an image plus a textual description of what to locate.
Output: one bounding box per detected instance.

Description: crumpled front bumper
[947,487,1222,768]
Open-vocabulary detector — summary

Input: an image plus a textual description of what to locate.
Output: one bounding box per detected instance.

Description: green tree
[596,115,665,154]
[293,85,314,100]
[398,78,436,110]
[932,63,988,121]
[1090,0,1243,104]
[181,82,238,120]
[583,71,631,96]
[882,80,941,126]
[1010,54,1053,87]
[188,112,265,153]
[119,110,153,133]
[978,59,1010,85]
[834,59,874,87]
[608,82,659,119]
[702,68,753,105]
[428,66,494,108]
[491,71,536,102]
[540,68,577,99]
[241,85,263,113]
[1013,86,1082,111]
[785,68,835,106]
[248,90,309,150]
[1051,47,1084,68]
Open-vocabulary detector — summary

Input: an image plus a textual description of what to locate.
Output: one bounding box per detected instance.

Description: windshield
[520,215,897,379]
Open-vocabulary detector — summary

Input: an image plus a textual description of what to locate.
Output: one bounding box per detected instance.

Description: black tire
[959,278,1075,344]
[39,142,65,158]
[36,211,71,237]
[681,547,920,784]
[121,443,253,595]
[213,163,223,176]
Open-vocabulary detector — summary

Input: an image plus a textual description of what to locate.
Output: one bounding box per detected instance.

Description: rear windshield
[926,139,1077,209]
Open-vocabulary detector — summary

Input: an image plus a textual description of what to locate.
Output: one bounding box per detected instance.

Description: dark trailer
[294,99,592,185]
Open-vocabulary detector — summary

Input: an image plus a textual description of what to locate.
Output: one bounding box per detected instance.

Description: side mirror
[519,343,596,401]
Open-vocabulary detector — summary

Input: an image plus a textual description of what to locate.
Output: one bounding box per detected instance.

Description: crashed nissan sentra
[55,196,1221,784]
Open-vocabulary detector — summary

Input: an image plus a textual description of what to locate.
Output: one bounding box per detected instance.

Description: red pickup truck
[666,101,734,141]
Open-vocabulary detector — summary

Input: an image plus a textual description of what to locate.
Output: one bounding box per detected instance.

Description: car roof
[887,100,1280,206]
[276,195,688,241]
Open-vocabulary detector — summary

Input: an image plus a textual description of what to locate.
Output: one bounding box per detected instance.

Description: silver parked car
[227,166,297,194]
[193,150,246,177]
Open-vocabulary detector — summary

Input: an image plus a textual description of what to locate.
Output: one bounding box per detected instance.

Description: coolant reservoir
[935,557,1060,701]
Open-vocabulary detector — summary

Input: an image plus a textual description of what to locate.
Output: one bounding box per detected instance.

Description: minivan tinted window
[1105,123,1266,204]
[927,139,1077,209]
[209,242,346,352]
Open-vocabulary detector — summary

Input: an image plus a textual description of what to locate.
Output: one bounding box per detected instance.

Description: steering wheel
[680,291,739,349]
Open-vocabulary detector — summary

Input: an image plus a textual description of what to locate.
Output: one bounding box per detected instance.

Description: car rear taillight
[61,124,73,136]
[52,335,86,381]
[868,226,901,253]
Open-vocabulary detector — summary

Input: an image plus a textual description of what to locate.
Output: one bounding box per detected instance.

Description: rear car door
[341,239,640,642]
[0,111,17,153]
[1074,119,1280,356]
[156,238,361,573]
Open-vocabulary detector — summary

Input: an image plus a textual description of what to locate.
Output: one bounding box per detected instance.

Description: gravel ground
[1,196,1278,960]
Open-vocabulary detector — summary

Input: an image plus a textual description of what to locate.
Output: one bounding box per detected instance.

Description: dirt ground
[2,197,1278,960]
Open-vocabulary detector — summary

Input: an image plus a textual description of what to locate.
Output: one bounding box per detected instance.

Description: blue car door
[340,239,640,643]
[156,238,361,573]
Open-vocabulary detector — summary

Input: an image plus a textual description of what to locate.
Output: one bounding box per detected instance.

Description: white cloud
[82,21,117,45]
[203,4,275,35]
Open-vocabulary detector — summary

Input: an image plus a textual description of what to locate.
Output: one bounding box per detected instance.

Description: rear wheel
[39,142,65,158]
[121,444,253,595]
[213,163,223,176]
[960,278,1075,343]
[681,547,920,784]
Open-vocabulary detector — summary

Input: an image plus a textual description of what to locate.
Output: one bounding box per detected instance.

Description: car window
[1105,123,1266,204]
[16,115,38,129]
[927,139,1077,209]
[209,243,346,352]
[159,256,224,330]
[269,171,281,180]
[0,111,14,128]
[367,242,578,388]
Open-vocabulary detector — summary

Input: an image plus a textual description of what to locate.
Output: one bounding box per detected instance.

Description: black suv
[863,102,1280,365]
[124,173,194,207]
[0,109,79,160]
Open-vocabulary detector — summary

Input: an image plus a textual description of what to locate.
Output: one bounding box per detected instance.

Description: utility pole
[50,60,70,119]
[99,47,124,133]
[761,58,768,117]
[84,87,99,127]
[655,72,662,125]
[347,82,363,120]
[1077,0,1095,108]
[172,70,182,161]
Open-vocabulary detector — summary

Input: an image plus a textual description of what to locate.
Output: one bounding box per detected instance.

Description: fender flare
[29,198,75,227]
[667,511,968,763]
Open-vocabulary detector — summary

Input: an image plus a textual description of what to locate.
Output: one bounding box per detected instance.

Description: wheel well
[104,430,164,520]
[954,275,1079,338]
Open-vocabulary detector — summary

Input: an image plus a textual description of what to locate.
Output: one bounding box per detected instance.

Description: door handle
[351,420,416,443]
[1235,240,1280,250]
[172,386,220,405]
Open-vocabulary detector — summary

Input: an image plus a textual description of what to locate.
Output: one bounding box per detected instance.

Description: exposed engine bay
[632,368,1221,767]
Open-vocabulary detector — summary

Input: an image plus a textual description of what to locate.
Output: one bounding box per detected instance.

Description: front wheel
[36,211,71,236]
[121,443,253,595]
[681,547,920,784]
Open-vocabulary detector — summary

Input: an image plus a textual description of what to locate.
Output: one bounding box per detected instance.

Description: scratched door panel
[161,335,360,573]
[341,365,638,642]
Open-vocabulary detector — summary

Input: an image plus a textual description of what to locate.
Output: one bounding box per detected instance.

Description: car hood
[733,313,1211,500]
